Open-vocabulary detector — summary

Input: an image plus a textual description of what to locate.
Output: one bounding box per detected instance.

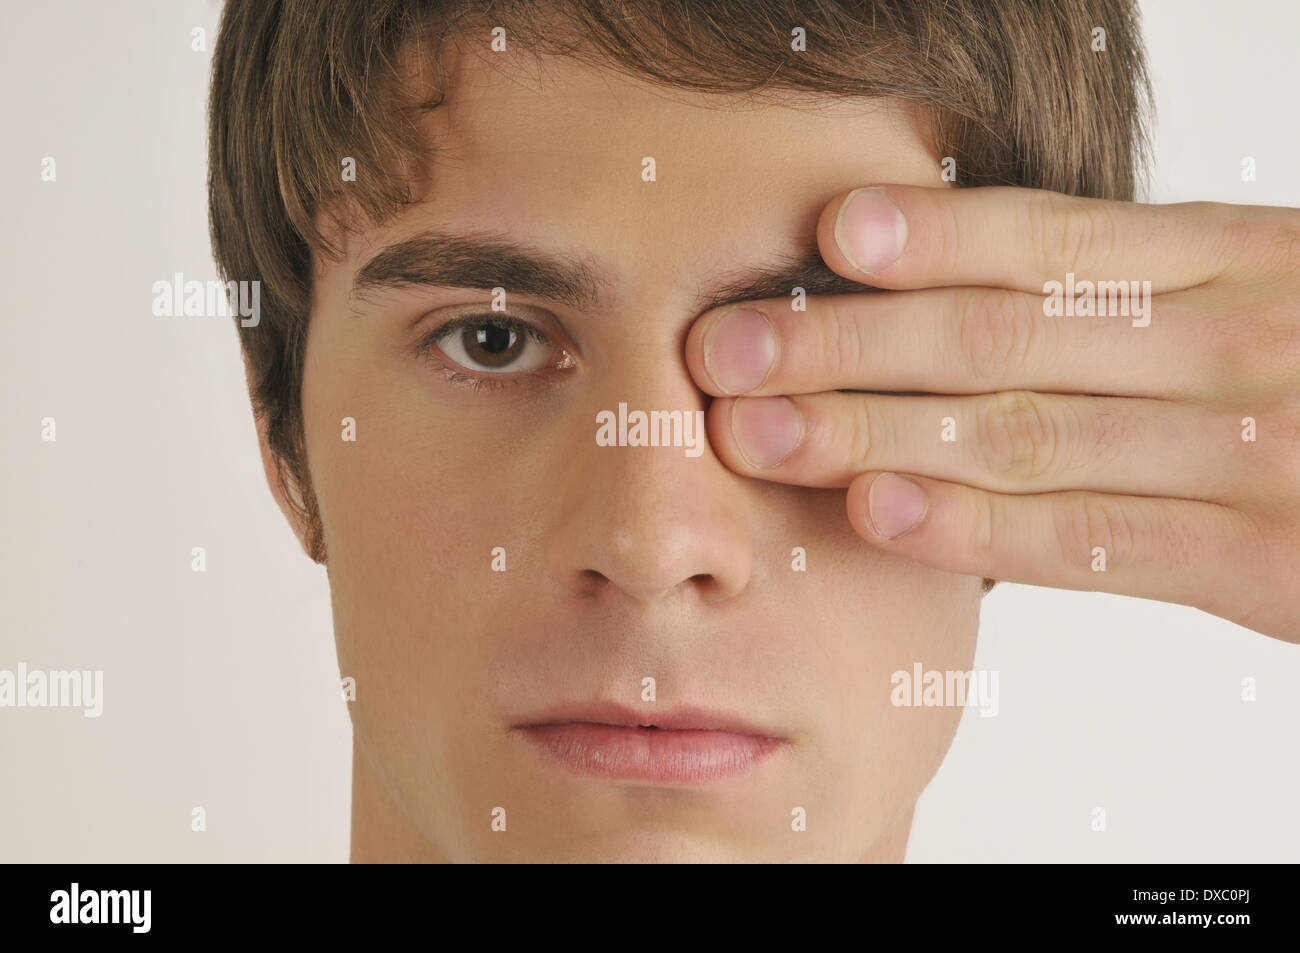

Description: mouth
[512,701,787,785]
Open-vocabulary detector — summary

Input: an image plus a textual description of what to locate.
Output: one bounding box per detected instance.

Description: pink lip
[512,701,787,785]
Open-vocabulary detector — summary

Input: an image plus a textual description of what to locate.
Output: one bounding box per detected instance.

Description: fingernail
[703,309,777,394]
[731,396,802,469]
[868,472,927,538]
[835,187,907,274]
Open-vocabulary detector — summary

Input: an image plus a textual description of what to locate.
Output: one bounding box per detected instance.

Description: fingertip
[683,308,722,394]
[704,395,740,464]
[818,185,914,285]
[847,470,932,544]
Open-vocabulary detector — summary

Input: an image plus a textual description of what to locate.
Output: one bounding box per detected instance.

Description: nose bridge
[588,336,715,496]
[544,364,753,606]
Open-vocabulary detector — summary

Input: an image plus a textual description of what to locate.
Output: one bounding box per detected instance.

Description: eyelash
[417,313,567,394]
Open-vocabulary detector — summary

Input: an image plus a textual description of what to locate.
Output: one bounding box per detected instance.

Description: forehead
[342,41,938,312]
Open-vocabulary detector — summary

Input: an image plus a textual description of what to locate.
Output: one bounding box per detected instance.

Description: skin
[256,41,983,862]
[685,186,1300,643]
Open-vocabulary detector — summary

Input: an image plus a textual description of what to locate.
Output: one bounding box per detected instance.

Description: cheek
[301,323,540,591]
[800,536,981,824]
[309,411,532,659]
[297,332,516,690]
[300,353,541,816]
[873,568,981,770]
[788,491,981,698]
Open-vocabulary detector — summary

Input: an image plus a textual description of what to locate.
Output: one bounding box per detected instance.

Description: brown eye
[433,316,554,374]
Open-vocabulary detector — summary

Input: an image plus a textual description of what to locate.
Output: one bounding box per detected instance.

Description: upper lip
[513,700,786,740]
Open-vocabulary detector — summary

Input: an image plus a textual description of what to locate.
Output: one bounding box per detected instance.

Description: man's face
[295,40,982,861]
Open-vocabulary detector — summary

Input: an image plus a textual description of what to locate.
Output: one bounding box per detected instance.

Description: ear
[244,354,316,559]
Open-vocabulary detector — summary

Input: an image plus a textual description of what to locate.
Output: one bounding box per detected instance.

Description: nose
[544,385,754,607]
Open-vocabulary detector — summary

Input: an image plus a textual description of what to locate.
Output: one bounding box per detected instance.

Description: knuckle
[1205,307,1300,397]
[823,295,865,381]
[1203,313,1280,395]
[1056,494,1139,570]
[1258,220,1300,277]
[1254,318,1300,385]
[935,195,966,275]
[846,395,877,470]
[1203,308,1249,376]
[1266,318,1300,378]
[975,390,1067,482]
[972,489,1000,560]
[1028,192,1114,276]
[1272,406,1300,484]
[957,289,1045,384]
[1203,511,1277,626]
[1213,207,1300,280]
[1090,404,1130,471]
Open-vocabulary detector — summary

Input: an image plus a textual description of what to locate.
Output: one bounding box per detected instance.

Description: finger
[815,184,1247,295]
[843,470,1276,633]
[708,390,1250,503]
[686,285,1207,401]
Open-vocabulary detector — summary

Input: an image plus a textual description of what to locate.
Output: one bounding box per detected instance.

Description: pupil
[464,323,520,368]
[476,324,514,353]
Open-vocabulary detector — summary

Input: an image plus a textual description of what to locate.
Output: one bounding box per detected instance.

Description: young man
[208,1,1300,861]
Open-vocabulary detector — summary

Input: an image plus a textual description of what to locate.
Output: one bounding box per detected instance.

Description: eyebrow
[350,229,875,314]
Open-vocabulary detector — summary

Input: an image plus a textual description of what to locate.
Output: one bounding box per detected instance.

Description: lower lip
[517,723,784,784]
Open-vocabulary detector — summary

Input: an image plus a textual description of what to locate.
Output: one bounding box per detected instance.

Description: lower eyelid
[424,350,524,393]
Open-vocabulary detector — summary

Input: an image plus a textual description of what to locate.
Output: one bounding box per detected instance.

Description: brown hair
[209,0,1153,563]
